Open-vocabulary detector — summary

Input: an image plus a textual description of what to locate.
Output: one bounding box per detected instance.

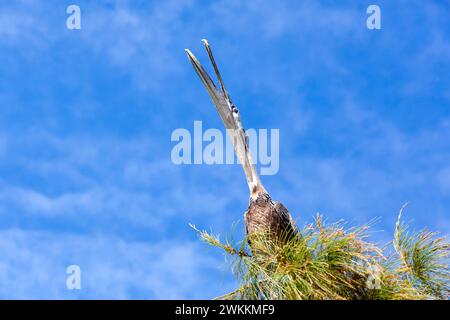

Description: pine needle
[191,208,449,300]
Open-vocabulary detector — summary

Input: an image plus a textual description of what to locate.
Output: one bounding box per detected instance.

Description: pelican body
[185,40,297,243]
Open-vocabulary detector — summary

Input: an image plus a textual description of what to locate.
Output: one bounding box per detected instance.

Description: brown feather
[245,192,297,244]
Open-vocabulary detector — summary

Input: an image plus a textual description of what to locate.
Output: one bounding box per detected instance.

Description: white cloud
[0,130,249,235]
[0,0,449,299]
[0,228,231,299]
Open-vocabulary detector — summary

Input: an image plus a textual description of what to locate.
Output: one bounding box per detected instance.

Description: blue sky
[0,0,449,299]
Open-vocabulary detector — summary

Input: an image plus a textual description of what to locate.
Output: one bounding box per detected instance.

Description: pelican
[185,40,297,243]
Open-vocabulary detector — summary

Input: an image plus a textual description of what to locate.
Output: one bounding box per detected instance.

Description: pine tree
[191,205,449,300]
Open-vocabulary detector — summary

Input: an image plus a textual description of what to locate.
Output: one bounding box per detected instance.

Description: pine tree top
[191,206,449,300]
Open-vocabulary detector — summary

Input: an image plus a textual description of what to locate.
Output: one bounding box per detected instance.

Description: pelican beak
[185,42,235,130]
[185,39,266,195]
[185,49,222,108]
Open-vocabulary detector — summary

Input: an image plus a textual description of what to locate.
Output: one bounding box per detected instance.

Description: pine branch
[191,208,450,300]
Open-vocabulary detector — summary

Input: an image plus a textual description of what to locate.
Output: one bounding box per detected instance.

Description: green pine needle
[191,207,449,300]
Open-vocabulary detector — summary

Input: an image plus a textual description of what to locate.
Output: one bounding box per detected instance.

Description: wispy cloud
[0,228,230,299]
[0,0,448,298]
[0,131,245,236]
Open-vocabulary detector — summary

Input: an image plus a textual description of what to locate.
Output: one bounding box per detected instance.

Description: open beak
[185,39,267,196]
[185,41,235,131]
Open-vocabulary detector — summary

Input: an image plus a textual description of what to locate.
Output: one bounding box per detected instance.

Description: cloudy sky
[0,0,449,299]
